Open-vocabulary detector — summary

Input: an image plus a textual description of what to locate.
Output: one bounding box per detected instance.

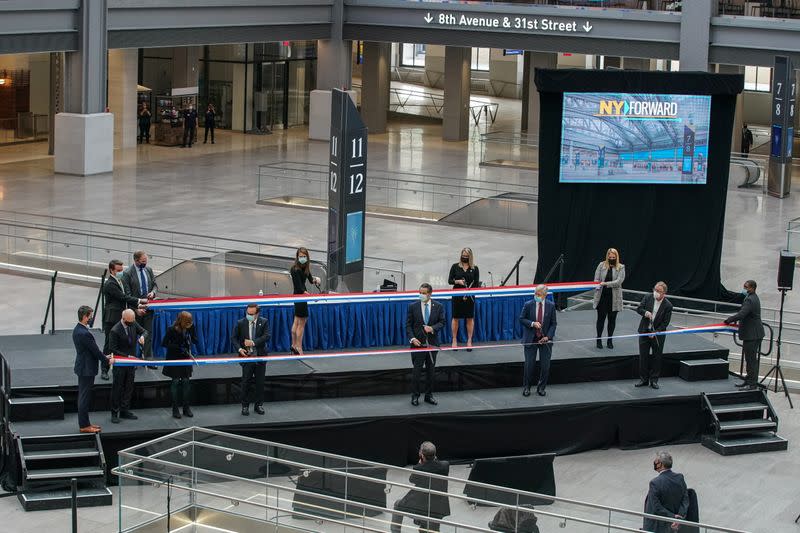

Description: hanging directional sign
[421,11,593,33]
[327,89,367,291]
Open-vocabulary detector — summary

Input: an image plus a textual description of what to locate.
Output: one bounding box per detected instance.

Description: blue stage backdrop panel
[533,69,744,302]
[151,295,532,356]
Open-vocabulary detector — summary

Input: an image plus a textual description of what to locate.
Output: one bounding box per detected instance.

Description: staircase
[701,390,788,456]
[16,433,112,511]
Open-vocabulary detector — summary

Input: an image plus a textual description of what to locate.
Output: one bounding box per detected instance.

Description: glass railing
[0,209,405,292]
[0,114,49,145]
[788,217,800,255]
[114,427,750,533]
[257,161,535,219]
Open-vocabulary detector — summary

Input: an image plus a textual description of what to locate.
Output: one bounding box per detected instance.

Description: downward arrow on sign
[424,13,433,23]
[583,21,593,32]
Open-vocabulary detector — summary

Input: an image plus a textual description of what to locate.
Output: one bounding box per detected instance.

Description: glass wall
[0,53,51,146]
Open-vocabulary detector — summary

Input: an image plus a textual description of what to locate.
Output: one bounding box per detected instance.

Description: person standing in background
[448,247,480,351]
[122,251,157,366]
[741,123,753,157]
[290,247,321,355]
[519,285,557,397]
[72,306,110,434]
[635,282,672,389]
[138,103,151,144]
[102,259,147,380]
[233,304,270,416]
[593,248,625,350]
[204,103,216,144]
[406,283,445,406]
[181,104,198,148]
[642,451,689,533]
[724,280,765,390]
[162,311,197,419]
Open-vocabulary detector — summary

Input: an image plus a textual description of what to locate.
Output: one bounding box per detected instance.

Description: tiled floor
[0,112,798,532]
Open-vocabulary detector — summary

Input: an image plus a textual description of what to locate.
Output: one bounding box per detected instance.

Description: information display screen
[559,92,712,184]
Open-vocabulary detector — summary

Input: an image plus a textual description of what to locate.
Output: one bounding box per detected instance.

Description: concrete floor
[0,114,799,532]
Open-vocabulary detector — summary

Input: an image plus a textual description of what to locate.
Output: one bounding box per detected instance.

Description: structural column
[522,51,557,136]
[360,42,391,134]
[679,0,715,72]
[56,0,113,175]
[108,49,138,149]
[442,46,471,142]
[316,0,352,90]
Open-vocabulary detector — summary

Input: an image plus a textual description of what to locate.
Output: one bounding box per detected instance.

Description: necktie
[537,302,543,323]
[139,267,148,297]
[424,303,430,325]
[249,321,255,342]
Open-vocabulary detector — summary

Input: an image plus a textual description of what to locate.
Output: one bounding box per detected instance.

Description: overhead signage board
[422,11,593,33]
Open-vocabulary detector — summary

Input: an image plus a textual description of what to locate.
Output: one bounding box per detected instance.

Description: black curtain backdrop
[533,69,744,301]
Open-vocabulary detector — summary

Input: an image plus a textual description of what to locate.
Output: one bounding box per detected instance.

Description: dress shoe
[522,388,531,397]
[290,346,300,355]
[120,411,138,420]
[411,396,419,406]
[424,395,438,406]
[80,426,100,434]
[606,339,614,349]
[537,388,546,397]
[100,370,110,381]
[182,406,194,418]
[650,382,660,390]
[735,381,750,388]
[172,406,182,419]
[746,384,759,390]
[596,340,603,349]
[254,404,265,415]
[241,405,250,416]
[635,380,649,388]
[90,424,101,430]
[111,412,120,424]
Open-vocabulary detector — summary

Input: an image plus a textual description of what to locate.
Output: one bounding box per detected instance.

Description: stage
[0,311,729,408]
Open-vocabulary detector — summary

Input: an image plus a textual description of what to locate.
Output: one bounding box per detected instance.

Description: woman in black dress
[448,247,480,351]
[290,247,320,355]
[162,311,197,419]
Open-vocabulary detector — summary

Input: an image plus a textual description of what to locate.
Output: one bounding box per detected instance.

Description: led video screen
[559,92,712,184]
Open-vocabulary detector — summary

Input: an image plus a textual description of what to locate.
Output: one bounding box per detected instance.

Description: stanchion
[760,288,793,408]
[71,477,78,533]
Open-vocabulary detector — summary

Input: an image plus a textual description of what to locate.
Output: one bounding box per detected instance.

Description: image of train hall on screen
[559,92,712,184]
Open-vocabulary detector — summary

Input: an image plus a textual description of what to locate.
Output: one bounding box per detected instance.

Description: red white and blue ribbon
[143,282,600,311]
[110,323,738,367]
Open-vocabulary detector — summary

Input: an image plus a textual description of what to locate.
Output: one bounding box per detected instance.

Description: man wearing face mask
[642,451,688,533]
[102,259,147,380]
[724,280,764,390]
[406,283,446,406]
[232,304,271,416]
[635,281,673,389]
[519,284,558,397]
[108,309,147,423]
[123,251,158,365]
[181,104,198,148]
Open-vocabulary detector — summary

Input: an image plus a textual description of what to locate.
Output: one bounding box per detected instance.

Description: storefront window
[401,44,426,68]
[471,48,490,71]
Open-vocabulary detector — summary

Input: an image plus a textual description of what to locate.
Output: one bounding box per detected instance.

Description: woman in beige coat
[593,248,625,349]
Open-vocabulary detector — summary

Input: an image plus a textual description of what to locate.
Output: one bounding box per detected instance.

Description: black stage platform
[9,378,739,468]
[1,310,728,411]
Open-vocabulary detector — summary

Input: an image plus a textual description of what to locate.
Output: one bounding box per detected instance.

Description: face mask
[298,256,308,265]
[653,291,660,301]
[246,314,256,322]
[124,321,135,327]
[741,289,749,296]
[534,295,544,303]
[419,293,429,303]
[116,271,124,279]
[608,258,616,264]
[461,257,469,263]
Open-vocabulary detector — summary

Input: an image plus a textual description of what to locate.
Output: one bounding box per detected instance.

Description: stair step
[24,448,101,461]
[712,402,767,415]
[679,359,728,381]
[26,466,104,481]
[18,486,112,512]
[719,419,776,432]
[9,396,64,422]
[702,433,788,456]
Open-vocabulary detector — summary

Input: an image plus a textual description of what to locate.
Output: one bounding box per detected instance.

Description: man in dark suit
[390,441,450,533]
[101,259,147,380]
[232,304,270,416]
[72,305,110,433]
[725,279,765,390]
[406,283,446,406]
[519,284,557,397]
[635,281,673,389]
[122,250,157,364]
[643,451,689,533]
[108,309,147,424]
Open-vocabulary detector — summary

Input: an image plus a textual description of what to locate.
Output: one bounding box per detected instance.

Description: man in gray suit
[643,451,689,533]
[122,250,157,364]
[724,280,765,390]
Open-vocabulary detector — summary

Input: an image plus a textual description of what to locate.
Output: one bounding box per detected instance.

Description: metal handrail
[114,426,749,533]
[39,271,57,335]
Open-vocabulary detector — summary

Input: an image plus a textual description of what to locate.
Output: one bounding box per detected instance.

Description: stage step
[16,433,111,511]
[701,390,788,456]
[18,486,113,512]
[9,396,64,422]
[702,433,789,456]
[678,358,729,381]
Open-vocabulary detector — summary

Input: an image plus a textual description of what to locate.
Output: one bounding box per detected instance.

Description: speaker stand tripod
[760,288,793,408]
